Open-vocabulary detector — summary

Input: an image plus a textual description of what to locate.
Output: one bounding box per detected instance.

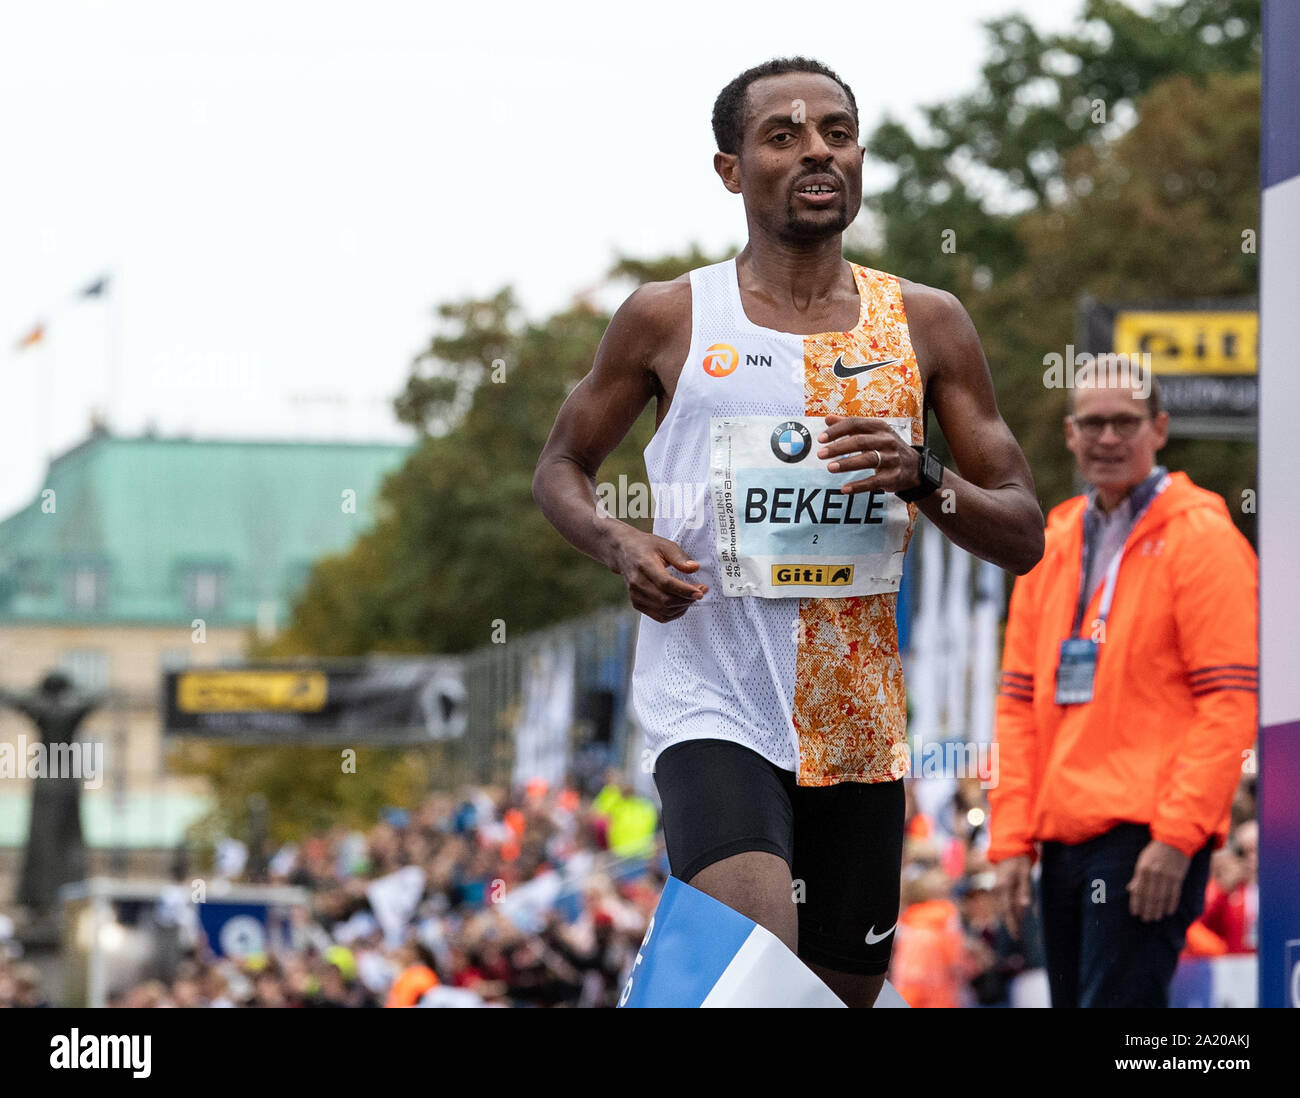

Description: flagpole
[107,265,122,431]
[38,333,52,464]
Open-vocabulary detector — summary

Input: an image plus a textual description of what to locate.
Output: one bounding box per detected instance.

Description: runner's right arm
[532,281,707,623]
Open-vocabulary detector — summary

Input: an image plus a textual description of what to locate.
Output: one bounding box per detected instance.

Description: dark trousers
[1038,822,1213,1007]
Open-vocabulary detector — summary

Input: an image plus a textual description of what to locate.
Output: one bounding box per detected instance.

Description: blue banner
[619,876,907,1008]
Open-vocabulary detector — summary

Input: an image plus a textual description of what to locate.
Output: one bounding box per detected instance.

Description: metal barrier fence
[456,605,641,790]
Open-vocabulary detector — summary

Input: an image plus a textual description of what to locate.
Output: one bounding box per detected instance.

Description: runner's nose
[801,129,834,163]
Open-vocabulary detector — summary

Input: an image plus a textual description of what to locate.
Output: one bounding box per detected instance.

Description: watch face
[923,452,942,484]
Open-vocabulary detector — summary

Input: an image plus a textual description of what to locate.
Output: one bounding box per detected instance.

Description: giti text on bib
[710,415,913,598]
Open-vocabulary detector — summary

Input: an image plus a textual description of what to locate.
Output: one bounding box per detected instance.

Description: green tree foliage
[270,246,732,660]
[174,741,435,851]
[997,70,1258,515]
[864,0,1259,290]
[608,245,735,286]
[275,301,632,658]
[927,69,1258,535]
[196,259,727,840]
[859,1,1258,536]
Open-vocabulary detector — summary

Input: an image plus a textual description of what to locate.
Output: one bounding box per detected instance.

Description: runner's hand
[611,530,707,623]
[817,414,921,495]
[995,855,1033,939]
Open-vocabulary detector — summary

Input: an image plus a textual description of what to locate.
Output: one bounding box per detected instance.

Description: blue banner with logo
[618,876,908,1008]
[197,901,280,960]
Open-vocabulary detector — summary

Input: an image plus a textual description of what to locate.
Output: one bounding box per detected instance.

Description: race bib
[710,415,913,598]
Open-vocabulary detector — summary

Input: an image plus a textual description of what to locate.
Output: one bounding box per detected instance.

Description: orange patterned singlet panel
[793,264,924,785]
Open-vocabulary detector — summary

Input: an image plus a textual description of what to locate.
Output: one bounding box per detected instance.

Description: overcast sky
[0,0,1094,521]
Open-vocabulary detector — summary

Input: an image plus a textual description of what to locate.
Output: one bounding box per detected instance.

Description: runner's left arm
[817,284,1044,573]
[903,284,1044,574]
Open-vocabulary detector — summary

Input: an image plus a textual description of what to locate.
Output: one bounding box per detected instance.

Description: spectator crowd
[0,770,1259,1009]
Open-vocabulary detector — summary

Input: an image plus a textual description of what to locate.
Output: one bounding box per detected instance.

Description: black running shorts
[653,737,905,976]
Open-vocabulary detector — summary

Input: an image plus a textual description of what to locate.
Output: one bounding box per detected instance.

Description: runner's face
[1065,384,1168,493]
[730,74,863,242]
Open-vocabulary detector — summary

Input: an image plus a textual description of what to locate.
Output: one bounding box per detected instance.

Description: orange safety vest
[890,899,966,1009]
[385,964,439,1008]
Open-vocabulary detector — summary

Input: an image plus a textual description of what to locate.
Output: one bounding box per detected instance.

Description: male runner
[533,56,1044,1007]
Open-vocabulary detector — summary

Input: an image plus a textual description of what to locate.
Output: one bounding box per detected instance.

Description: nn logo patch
[702,343,739,377]
[771,564,854,586]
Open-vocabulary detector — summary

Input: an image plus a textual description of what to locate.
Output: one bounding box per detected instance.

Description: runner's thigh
[789,777,905,975]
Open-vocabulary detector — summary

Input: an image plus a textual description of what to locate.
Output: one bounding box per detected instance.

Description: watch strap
[897,445,942,503]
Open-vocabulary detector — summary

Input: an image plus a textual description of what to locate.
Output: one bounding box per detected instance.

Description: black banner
[161,659,466,744]
[1079,296,1257,429]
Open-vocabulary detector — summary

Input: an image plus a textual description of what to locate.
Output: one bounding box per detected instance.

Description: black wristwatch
[896,445,944,503]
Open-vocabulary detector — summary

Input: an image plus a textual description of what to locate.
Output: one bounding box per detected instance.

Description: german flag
[15,322,45,350]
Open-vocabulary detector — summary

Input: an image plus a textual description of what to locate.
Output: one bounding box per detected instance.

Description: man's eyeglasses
[1068,413,1150,440]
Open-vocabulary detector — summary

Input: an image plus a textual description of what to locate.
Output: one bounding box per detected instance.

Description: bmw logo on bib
[771,420,812,463]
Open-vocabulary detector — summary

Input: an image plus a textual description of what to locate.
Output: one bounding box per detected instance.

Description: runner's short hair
[712,57,858,156]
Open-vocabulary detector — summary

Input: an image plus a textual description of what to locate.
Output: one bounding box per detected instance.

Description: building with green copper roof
[0,426,413,627]
[0,427,413,872]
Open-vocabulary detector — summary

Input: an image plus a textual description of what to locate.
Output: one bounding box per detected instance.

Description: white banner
[511,640,576,790]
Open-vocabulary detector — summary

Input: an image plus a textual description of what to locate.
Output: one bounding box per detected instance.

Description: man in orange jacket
[988,367,1257,1007]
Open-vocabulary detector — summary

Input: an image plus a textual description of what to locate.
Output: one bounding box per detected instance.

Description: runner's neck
[735,239,852,312]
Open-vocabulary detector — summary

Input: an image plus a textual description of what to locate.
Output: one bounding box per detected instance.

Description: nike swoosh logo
[864,922,897,945]
[832,354,901,379]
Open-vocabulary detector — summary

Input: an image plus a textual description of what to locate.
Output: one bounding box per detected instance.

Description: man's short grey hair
[1068,370,1163,418]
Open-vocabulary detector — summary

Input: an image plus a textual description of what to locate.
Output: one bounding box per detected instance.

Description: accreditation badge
[709,415,913,599]
[1054,638,1099,705]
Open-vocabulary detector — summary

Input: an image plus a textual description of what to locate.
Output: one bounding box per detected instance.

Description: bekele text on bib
[710,415,913,598]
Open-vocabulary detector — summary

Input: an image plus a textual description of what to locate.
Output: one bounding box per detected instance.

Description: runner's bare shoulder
[895,277,967,335]
[894,277,981,384]
[598,275,692,380]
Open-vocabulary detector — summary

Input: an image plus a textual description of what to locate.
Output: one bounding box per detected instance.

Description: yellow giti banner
[176,670,328,713]
[1113,310,1257,375]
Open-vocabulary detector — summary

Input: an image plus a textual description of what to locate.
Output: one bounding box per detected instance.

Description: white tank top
[631,257,925,785]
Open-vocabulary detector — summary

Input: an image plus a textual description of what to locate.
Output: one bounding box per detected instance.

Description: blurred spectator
[385,942,440,1007]
[1183,820,1258,956]
[590,781,658,859]
[890,868,974,1008]
[1,963,50,1008]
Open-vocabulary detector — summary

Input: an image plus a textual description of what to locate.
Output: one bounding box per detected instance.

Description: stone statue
[0,670,103,921]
